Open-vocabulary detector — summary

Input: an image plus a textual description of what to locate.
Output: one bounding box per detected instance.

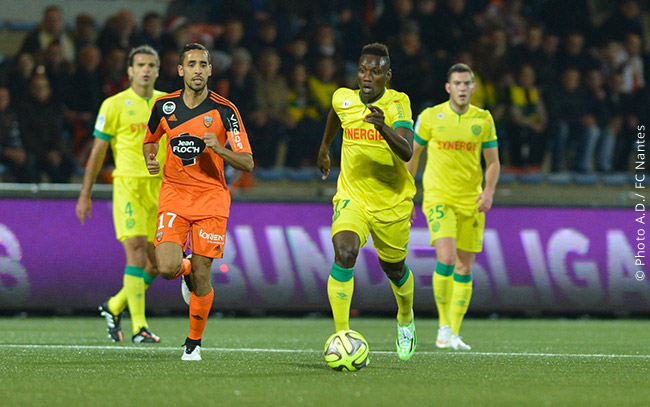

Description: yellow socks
[107,288,127,315]
[390,265,414,325]
[433,261,454,327]
[123,265,147,334]
[450,273,473,335]
[327,264,354,332]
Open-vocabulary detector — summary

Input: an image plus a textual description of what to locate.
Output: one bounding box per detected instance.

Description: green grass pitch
[0,317,648,407]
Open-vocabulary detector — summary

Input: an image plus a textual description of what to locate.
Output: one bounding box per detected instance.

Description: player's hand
[203,132,221,153]
[317,145,331,180]
[76,195,91,225]
[476,189,494,213]
[363,105,385,131]
[146,153,160,175]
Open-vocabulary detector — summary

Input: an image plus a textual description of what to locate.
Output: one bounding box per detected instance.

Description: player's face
[357,55,391,103]
[179,49,212,92]
[128,53,160,88]
[446,72,475,112]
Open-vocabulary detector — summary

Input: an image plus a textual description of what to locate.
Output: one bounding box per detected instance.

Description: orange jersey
[144,89,252,218]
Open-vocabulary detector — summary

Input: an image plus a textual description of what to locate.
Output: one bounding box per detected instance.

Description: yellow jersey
[94,87,166,178]
[415,101,497,210]
[332,87,415,211]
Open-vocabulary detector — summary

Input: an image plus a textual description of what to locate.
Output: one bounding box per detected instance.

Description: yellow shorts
[331,198,413,263]
[112,176,161,242]
[422,203,485,252]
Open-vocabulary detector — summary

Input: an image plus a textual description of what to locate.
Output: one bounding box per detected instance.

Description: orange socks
[188,289,214,340]
[173,258,192,279]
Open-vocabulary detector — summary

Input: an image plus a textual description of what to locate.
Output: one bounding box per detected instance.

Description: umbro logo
[168,114,177,121]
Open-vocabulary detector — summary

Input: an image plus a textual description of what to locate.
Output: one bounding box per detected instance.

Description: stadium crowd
[0,0,648,183]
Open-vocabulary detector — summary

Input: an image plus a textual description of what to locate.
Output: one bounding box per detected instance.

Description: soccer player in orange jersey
[143,43,253,360]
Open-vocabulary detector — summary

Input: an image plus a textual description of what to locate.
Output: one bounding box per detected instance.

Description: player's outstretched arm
[477,147,500,213]
[318,108,342,180]
[143,142,160,175]
[363,105,413,161]
[76,137,110,225]
[204,132,254,172]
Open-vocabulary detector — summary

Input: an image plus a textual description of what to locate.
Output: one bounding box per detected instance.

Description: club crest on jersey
[162,101,176,115]
[170,133,206,166]
[472,124,482,136]
[204,115,213,128]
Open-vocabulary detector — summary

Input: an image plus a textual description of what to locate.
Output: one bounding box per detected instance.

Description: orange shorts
[154,211,228,258]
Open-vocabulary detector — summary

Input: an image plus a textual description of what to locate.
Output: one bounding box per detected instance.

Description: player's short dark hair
[447,63,475,82]
[179,43,210,64]
[360,43,390,69]
[128,45,159,67]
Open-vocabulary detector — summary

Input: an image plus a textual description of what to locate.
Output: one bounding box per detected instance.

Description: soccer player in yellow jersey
[76,45,166,343]
[406,63,500,350]
[318,43,417,361]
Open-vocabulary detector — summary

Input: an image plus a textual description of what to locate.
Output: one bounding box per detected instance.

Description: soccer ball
[323,330,370,372]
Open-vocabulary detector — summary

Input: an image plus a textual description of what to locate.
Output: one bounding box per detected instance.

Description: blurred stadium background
[0,0,647,316]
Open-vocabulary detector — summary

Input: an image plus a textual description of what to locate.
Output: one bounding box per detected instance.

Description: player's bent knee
[335,247,359,269]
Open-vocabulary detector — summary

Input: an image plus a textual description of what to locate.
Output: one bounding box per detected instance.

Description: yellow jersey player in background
[317,43,417,361]
[76,45,166,343]
[406,63,500,350]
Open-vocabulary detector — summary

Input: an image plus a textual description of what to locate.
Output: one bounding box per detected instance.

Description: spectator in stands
[20,5,75,63]
[557,31,600,74]
[544,67,588,172]
[306,23,343,72]
[0,87,37,182]
[388,20,435,114]
[251,48,292,167]
[580,68,615,173]
[155,48,183,92]
[42,41,73,105]
[213,18,246,56]
[249,19,280,61]
[308,56,339,118]
[6,53,37,104]
[538,31,560,91]
[510,23,546,73]
[507,64,547,173]
[214,48,257,116]
[18,73,75,183]
[133,12,165,52]
[286,63,322,168]
[433,0,479,54]
[283,37,310,75]
[599,0,644,44]
[97,10,135,55]
[101,48,129,96]
[373,0,415,44]
[72,14,98,49]
[620,33,646,95]
[64,44,104,163]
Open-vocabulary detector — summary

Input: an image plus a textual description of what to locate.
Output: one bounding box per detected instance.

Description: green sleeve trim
[93,129,113,141]
[453,273,473,283]
[435,262,455,277]
[414,133,427,145]
[393,120,414,131]
[482,140,498,149]
[124,265,144,278]
[330,263,354,282]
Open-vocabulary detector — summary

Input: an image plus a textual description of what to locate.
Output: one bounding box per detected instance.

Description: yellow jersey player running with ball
[406,63,500,350]
[318,43,417,361]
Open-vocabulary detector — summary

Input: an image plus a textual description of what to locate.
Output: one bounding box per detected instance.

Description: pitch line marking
[1,344,649,359]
